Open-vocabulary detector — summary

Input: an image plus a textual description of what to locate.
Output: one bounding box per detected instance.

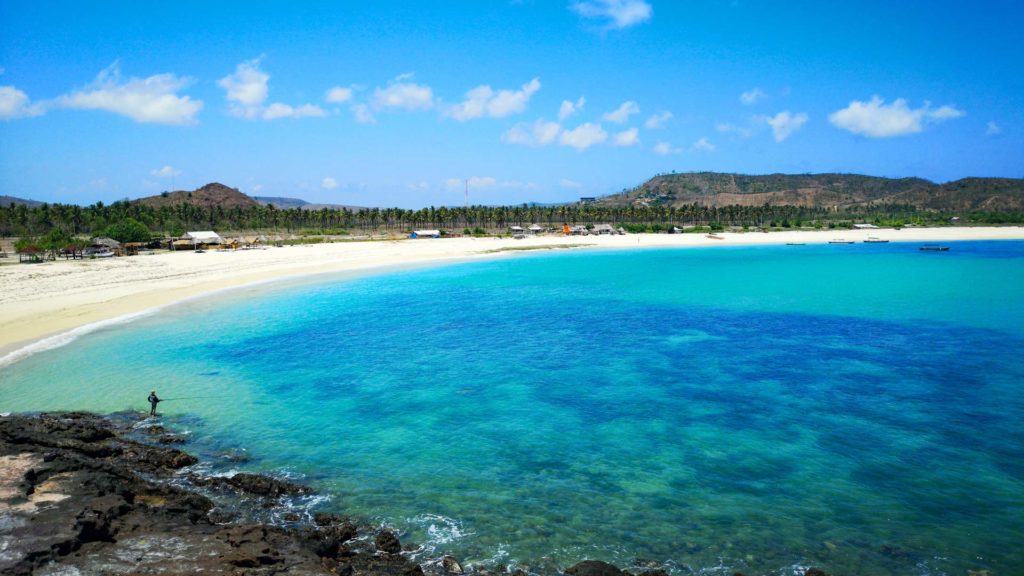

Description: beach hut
[18,246,45,263]
[183,231,224,250]
[509,225,525,239]
[410,230,441,239]
[591,223,616,235]
[528,224,544,235]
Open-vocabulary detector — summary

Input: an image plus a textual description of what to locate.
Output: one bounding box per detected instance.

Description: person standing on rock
[148,390,161,416]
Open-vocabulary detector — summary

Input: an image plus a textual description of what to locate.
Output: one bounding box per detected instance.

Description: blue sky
[1,0,1022,207]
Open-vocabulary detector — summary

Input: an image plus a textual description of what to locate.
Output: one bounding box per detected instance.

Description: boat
[829,239,854,244]
[785,242,806,246]
[864,237,889,243]
[92,249,114,258]
[919,244,950,252]
[705,233,724,240]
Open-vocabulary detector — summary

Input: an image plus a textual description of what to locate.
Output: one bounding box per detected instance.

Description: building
[591,223,616,235]
[579,197,596,204]
[528,224,544,234]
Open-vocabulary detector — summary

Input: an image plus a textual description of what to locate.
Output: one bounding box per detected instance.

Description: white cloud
[644,111,673,129]
[407,181,430,191]
[740,87,766,105]
[372,77,435,111]
[828,95,965,138]
[690,137,716,152]
[261,103,326,120]
[560,179,583,189]
[446,78,540,121]
[613,127,640,147]
[321,177,338,190]
[0,85,44,120]
[150,165,181,178]
[602,100,640,124]
[352,103,375,124]
[986,121,1002,136]
[559,122,608,150]
[763,110,808,142]
[502,118,562,146]
[325,86,353,103]
[219,58,325,121]
[558,96,586,121]
[716,122,755,138]
[56,63,202,125]
[219,58,268,112]
[653,141,681,156]
[572,0,653,29]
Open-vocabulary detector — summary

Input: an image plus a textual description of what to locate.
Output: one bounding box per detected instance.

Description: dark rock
[0,412,420,576]
[315,511,342,526]
[326,522,359,543]
[566,560,624,576]
[376,530,403,554]
[284,512,301,522]
[226,472,315,497]
[443,555,465,574]
[640,571,669,576]
[142,425,168,435]
[804,569,830,576]
[157,434,186,444]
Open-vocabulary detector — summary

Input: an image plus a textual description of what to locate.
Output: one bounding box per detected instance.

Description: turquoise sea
[2,241,1023,575]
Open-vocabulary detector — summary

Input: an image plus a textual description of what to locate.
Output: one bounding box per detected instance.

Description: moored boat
[829,239,854,244]
[919,244,950,251]
[864,237,889,243]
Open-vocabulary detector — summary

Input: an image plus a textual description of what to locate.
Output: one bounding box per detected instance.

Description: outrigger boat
[864,237,889,243]
[829,239,854,244]
[919,244,950,252]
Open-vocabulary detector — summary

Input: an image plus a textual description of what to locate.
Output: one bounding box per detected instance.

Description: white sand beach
[2,226,1022,360]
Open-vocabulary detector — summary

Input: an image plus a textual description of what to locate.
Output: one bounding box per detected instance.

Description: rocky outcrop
[0,412,424,575]
[565,560,624,576]
[376,529,403,554]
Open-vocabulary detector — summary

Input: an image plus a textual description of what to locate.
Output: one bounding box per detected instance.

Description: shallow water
[3,241,1024,575]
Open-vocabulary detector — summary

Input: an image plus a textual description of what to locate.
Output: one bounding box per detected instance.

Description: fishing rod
[159,395,233,402]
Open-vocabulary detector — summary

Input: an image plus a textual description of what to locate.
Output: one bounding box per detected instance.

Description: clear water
[3,241,1024,575]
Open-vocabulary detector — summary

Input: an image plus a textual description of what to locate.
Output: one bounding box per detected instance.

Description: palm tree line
[1,199,1017,239]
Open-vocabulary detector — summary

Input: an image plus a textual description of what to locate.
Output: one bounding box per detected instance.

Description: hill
[598,172,1024,212]
[1,195,44,208]
[134,183,260,210]
[254,196,366,211]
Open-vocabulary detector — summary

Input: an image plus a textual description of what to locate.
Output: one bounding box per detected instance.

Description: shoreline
[2,227,1022,365]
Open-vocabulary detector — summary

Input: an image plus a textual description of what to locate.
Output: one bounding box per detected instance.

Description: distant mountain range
[1,195,44,208]
[254,196,367,211]
[6,174,1024,213]
[596,173,1024,212]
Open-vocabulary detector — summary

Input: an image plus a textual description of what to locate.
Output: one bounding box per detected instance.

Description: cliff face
[599,172,1024,211]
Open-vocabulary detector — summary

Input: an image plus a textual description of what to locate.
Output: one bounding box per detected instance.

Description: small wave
[0,308,158,368]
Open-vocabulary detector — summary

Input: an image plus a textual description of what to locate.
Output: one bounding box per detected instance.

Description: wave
[0,308,159,368]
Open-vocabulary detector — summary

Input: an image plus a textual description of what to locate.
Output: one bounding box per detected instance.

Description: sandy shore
[2,227,1022,363]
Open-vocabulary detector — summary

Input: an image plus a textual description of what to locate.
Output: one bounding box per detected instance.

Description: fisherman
[148,390,161,416]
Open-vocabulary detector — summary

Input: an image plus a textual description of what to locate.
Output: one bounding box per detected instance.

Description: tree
[103,218,153,243]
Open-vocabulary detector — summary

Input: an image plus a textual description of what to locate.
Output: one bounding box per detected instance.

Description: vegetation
[2,173,1022,242]
[1,198,1021,241]
[101,217,154,243]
